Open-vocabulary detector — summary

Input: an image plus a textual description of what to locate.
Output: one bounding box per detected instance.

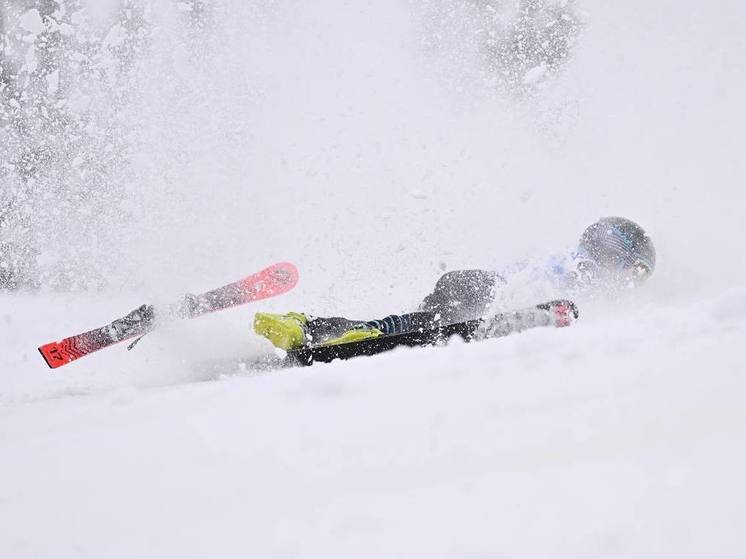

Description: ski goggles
[577,242,653,282]
[574,253,652,288]
[626,259,652,285]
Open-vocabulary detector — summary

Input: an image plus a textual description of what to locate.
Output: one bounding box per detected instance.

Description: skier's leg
[307,311,437,339]
[254,269,501,350]
[255,310,440,349]
[363,312,437,335]
[307,269,501,339]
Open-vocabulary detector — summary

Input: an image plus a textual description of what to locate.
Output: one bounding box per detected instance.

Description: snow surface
[2,0,746,557]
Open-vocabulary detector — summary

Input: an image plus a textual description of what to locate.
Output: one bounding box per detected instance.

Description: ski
[38,262,299,370]
[285,300,578,367]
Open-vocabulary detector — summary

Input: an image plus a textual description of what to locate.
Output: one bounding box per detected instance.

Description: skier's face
[596,258,653,290]
[574,251,652,293]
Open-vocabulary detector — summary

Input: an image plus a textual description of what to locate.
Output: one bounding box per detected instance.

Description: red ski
[38,262,299,370]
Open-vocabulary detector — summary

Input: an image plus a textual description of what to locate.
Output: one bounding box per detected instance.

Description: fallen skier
[254,217,656,362]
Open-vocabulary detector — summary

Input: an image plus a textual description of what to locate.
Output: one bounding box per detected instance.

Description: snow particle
[46,70,60,96]
[18,9,45,35]
[522,64,548,85]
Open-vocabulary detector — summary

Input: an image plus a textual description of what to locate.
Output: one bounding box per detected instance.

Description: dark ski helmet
[578,217,656,284]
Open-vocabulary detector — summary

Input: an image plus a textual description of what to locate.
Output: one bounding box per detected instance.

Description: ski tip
[38,342,70,370]
[270,261,300,287]
[238,261,299,301]
[38,339,88,370]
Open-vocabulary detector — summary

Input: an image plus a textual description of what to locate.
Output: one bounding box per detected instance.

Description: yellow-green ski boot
[254,312,309,350]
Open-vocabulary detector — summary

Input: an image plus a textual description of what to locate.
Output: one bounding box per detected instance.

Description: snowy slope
[2,289,746,558]
[2,0,746,557]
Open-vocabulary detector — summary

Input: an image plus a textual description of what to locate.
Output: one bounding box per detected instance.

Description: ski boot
[254,312,309,350]
[254,312,383,350]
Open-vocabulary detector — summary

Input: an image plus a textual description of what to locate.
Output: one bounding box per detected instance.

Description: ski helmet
[578,217,656,283]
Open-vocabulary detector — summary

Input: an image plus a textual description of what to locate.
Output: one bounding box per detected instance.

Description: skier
[254,217,656,351]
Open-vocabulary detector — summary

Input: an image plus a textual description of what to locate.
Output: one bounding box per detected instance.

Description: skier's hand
[538,300,579,328]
